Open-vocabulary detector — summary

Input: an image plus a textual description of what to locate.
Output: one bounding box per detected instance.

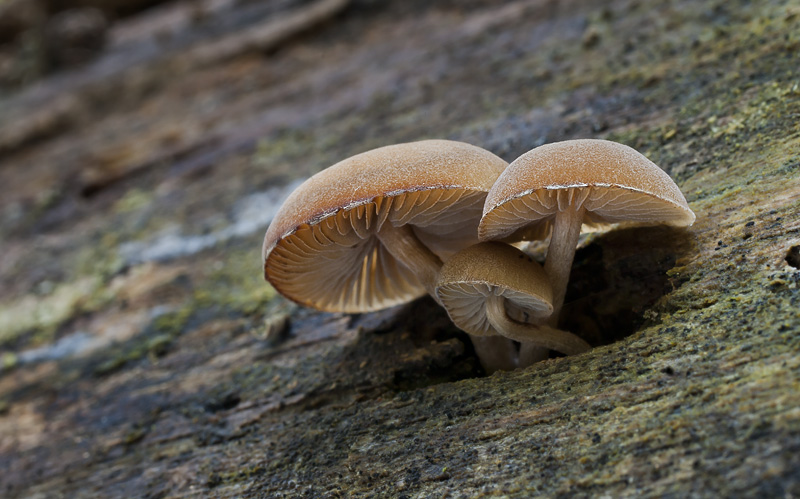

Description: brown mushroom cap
[436,242,590,355]
[479,139,696,242]
[435,242,553,338]
[263,140,507,313]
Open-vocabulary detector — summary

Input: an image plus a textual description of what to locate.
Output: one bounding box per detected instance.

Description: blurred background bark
[1,0,798,497]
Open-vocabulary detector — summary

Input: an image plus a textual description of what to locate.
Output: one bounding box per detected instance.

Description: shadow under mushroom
[560,225,697,348]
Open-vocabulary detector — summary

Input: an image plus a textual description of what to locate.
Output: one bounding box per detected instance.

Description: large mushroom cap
[435,242,553,338]
[479,139,696,242]
[264,140,507,313]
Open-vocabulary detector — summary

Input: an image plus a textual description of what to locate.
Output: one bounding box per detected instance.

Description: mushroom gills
[437,280,589,355]
[437,283,551,336]
[479,139,696,328]
[482,185,694,242]
[435,241,591,370]
[269,226,421,312]
[267,188,487,312]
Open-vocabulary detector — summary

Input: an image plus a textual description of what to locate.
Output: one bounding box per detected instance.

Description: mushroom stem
[468,335,518,373]
[376,225,524,372]
[543,205,585,325]
[518,342,550,367]
[376,222,443,299]
[485,293,590,355]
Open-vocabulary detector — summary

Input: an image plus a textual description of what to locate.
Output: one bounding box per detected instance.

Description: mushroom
[436,241,591,371]
[263,139,508,313]
[479,139,696,324]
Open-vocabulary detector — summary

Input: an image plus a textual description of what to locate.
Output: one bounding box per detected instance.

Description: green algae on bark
[1,0,800,497]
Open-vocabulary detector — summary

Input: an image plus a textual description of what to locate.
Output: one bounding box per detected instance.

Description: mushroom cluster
[262,139,695,372]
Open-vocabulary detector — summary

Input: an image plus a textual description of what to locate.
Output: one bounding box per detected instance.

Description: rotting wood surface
[1,0,799,497]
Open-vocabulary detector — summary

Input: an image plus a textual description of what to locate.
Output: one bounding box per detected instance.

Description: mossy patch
[0,277,102,347]
[93,305,193,375]
[113,188,156,214]
[2,1,800,497]
[192,246,276,316]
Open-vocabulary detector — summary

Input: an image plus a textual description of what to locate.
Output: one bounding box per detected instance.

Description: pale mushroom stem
[518,342,550,367]
[468,335,518,373]
[376,223,443,300]
[376,224,522,372]
[485,293,591,355]
[493,292,550,367]
[543,205,585,325]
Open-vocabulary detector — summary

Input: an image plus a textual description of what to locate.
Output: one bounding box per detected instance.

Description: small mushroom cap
[479,139,696,241]
[264,140,507,313]
[435,242,553,337]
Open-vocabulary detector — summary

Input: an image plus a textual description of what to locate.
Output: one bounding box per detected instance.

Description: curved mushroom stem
[376,223,443,300]
[485,293,591,355]
[543,205,585,325]
[376,224,523,371]
[468,335,518,373]
[487,292,547,367]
